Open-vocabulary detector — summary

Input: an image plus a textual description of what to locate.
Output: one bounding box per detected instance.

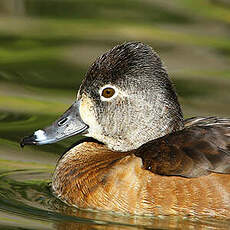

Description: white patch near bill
[34,129,47,141]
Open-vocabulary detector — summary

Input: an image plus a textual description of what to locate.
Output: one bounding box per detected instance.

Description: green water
[0,0,230,229]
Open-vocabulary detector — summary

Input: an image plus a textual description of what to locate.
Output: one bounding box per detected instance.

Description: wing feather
[135,117,230,177]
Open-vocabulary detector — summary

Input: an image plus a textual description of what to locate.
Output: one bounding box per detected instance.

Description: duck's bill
[20,101,88,147]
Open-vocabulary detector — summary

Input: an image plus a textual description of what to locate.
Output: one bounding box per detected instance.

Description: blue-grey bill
[20,101,88,147]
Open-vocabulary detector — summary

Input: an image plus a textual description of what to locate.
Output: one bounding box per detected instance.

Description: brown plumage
[52,130,230,217]
[20,42,230,218]
[136,117,230,178]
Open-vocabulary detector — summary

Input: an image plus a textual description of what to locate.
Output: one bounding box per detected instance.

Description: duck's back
[136,117,230,178]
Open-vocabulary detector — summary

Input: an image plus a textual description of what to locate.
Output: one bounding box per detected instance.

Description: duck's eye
[101,87,115,98]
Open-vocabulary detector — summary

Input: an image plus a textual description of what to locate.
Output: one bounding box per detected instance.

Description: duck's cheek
[79,95,102,138]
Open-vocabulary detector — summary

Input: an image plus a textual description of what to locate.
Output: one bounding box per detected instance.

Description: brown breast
[52,141,230,218]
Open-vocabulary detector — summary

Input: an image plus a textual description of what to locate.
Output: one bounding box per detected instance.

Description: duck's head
[21,42,184,152]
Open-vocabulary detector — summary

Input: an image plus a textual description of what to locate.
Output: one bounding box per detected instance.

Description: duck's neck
[106,98,184,152]
[134,77,184,149]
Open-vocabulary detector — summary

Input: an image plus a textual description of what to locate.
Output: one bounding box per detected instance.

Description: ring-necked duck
[21,42,230,218]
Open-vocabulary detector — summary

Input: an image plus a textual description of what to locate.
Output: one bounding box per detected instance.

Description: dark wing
[135,117,230,178]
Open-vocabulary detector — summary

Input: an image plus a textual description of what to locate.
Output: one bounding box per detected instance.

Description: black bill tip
[20,135,38,148]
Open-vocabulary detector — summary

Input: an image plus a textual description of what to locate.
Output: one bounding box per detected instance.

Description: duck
[21,42,230,218]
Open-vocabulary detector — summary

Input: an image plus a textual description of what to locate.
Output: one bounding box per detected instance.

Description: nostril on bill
[58,117,68,126]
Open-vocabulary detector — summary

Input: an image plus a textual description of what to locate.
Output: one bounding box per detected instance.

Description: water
[0,0,230,229]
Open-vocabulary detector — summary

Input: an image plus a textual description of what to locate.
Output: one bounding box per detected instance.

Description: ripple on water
[0,111,55,130]
[0,110,57,149]
[0,112,32,124]
[0,169,230,230]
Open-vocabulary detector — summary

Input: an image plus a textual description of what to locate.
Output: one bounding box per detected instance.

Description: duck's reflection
[52,200,229,230]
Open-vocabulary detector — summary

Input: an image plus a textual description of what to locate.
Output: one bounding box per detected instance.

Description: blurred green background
[0,0,230,166]
[0,1,230,229]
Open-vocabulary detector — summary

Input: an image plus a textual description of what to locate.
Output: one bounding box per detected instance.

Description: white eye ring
[99,85,118,101]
